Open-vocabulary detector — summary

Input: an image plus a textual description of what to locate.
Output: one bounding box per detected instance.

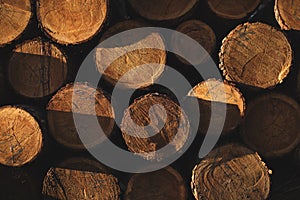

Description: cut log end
[173,20,216,65]
[37,0,108,44]
[191,143,271,200]
[42,168,121,200]
[47,82,115,150]
[96,20,166,89]
[187,79,245,135]
[128,0,198,21]
[242,93,300,158]
[275,0,300,30]
[0,0,32,46]
[219,22,292,89]
[0,106,42,167]
[121,93,190,161]
[125,167,187,200]
[8,38,67,98]
[208,0,260,19]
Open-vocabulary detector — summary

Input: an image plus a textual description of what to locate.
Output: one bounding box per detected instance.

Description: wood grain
[0,0,32,46]
[191,143,271,200]
[8,38,67,98]
[37,0,108,44]
[219,22,292,89]
[0,106,42,167]
[242,93,300,158]
[42,168,121,200]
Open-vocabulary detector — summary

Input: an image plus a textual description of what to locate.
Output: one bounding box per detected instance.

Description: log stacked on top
[128,0,198,22]
[8,38,68,98]
[36,0,108,45]
[208,0,261,19]
[121,93,190,161]
[242,93,300,158]
[0,0,32,46]
[0,106,43,167]
[95,20,166,89]
[42,168,121,199]
[47,82,115,150]
[191,143,271,200]
[219,22,292,89]
[187,79,245,135]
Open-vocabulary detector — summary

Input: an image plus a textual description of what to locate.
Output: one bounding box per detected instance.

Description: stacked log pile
[1,0,300,199]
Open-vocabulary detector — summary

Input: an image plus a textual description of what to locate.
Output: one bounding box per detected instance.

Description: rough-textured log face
[128,0,198,21]
[219,22,292,89]
[96,20,166,89]
[47,82,115,150]
[275,0,300,30]
[187,79,245,135]
[37,0,108,44]
[191,143,271,200]
[8,38,67,98]
[125,167,187,200]
[0,106,42,167]
[42,168,121,200]
[121,93,190,161]
[0,0,32,46]
[208,0,260,19]
[172,20,216,65]
[242,93,300,158]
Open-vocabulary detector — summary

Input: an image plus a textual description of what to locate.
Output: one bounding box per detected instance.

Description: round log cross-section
[47,82,115,150]
[121,93,190,161]
[7,38,67,98]
[241,93,300,158]
[125,167,187,200]
[96,20,166,89]
[0,0,32,46]
[37,0,108,44]
[42,167,121,200]
[208,0,260,19]
[128,0,198,22]
[191,143,271,200]
[275,0,300,30]
[0,106,43,167]
[172,20,216,65]
[219,22,292,89]
[187,79,245,135]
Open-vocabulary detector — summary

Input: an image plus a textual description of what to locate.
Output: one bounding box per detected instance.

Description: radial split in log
[125,167,187,200]
[96,20,166,89]
[128,0,198,22]
[0,0,32,46]
[37,0,108,45]
[275,0,300,30]
[172,20,216,65]
[191,143,271,200]
[0,106,43,167]
[208,0,260,19]
[242,93,300,158]
[8,38,67,98]
[187,79,245,135]
[47,82,115,150]
[42,168,121,200]
[219,22,292,89]
[121,93,190,161]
